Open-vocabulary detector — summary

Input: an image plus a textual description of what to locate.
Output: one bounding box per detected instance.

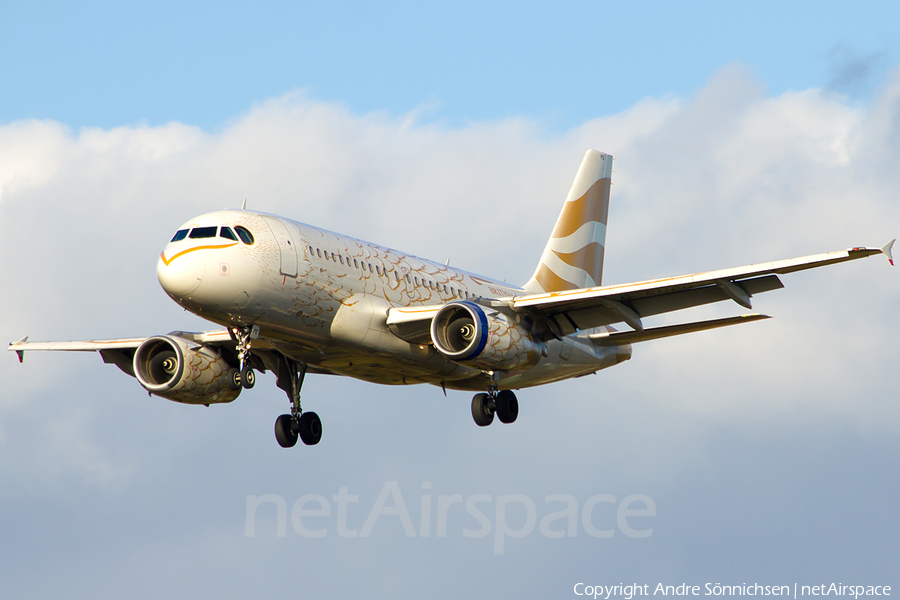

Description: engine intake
[431,302,542,371]
[133,335,240,404]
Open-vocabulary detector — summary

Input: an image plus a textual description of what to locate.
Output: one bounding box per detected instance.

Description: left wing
[509,242,894,337]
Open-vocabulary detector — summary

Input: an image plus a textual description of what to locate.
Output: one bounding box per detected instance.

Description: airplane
[9,150,895,448]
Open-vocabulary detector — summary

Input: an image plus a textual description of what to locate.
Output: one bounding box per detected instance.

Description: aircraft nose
[157,248,205,298]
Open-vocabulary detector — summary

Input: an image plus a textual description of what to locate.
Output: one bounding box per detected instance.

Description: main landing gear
[273,358,321,448]
[231,325,321,448]
[471,388,519,427]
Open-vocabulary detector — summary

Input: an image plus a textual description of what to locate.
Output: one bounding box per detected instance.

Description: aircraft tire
[227,368,242,391]
[471,393,494,427]
[299,411,322,445]
[496,390,518,424]
[241,365,256,389]
[275,414,298,448]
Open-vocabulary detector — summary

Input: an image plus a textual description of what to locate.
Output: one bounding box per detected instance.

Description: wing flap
[544,275,783,336]
[631,274,784,318]
[589,314,771,346]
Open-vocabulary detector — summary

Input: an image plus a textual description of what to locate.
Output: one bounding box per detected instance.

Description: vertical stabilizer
[523,150,612,293]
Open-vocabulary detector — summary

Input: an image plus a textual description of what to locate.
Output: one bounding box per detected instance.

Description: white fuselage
[157,209,629,391]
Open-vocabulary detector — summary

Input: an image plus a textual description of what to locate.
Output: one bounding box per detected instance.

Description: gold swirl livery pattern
[524,150,611,293]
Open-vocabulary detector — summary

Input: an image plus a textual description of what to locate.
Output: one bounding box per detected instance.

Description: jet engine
[133,335,241,404]
[430,301,543,371]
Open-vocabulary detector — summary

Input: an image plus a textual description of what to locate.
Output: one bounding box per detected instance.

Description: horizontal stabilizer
[588,313,770,346]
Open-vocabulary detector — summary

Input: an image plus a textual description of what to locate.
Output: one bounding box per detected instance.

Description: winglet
[12,336,28,363]
[882,239,895,266]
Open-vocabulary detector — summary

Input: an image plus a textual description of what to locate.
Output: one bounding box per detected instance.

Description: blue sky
[3,1,898,130]
[1,2,899,599]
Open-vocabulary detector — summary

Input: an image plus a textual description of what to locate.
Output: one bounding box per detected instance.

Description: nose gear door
[263,217,299,278]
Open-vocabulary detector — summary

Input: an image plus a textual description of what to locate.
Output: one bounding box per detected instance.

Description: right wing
[9,330,236,363]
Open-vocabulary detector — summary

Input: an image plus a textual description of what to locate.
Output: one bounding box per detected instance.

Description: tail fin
[523,150,612,293]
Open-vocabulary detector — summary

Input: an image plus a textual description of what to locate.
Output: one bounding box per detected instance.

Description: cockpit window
[189,226,218,239]
[219,227,238,241]
[171,229,189,242]
[234,226,255,245]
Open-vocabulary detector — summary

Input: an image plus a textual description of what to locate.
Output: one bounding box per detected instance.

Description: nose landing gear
[231,325,259,389]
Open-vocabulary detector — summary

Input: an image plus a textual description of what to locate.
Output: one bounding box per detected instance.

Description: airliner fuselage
[159,209,627,392]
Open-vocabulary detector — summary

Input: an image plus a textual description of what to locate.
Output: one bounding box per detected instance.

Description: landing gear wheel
[298,411,322,445]
[275,414,298,448]
[227,368,242,391]
[471,393,495,427]
[240,365,256,389]
[496,390,518,424]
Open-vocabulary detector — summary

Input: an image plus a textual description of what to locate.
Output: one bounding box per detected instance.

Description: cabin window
[171,229,189,242]
[189,226,217,239]
[234,226,255,245]
[414,277,419,286]
[316,248,322,258]
[368,263,373,273]
[406,274,411,283]
[395,271,401,281]
[443,285,448,292]
[376,265,382,275]
[339,255,344,265]
[353,259,359,268]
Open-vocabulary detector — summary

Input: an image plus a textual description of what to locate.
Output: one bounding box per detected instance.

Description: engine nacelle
[133,335,240,404]
[430,301,543,371]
